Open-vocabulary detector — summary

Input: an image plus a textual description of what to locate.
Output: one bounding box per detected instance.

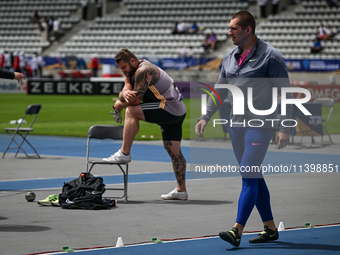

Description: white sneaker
[161,188,188,200]
[102,150,131,163]
[110,109,122,124]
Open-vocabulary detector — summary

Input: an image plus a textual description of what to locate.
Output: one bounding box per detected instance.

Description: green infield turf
[0,94,339,139]
[0,94,191,139]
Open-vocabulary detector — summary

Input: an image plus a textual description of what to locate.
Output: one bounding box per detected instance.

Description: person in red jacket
[13,52,21,72]
[0,50,4,69]
[91,53,99,77]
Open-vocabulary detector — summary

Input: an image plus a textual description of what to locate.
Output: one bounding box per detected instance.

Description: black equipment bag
[59,172,110,210]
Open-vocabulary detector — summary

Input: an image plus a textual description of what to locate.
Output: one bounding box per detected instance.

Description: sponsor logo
[200,84,312,128]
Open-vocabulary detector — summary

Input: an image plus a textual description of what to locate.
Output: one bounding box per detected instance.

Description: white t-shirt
[177,22,186,32]
[324,27,332,36]
[53,19,60,32]
[318,26,325,36]
[259,0,268,6]
[19,55,26,68]
[30,56,38,70]
[4,53,11,68]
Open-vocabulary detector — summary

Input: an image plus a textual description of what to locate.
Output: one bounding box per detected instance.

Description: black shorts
[141,103,186,141]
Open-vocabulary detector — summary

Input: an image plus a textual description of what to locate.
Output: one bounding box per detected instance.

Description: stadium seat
[2,104,42,158]
[85,125,129,203]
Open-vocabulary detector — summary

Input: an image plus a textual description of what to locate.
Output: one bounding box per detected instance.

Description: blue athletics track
[0,134,340,255]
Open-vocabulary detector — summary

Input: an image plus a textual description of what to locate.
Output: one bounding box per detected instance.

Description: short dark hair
[114,48,138,64]
[231,11,256,34]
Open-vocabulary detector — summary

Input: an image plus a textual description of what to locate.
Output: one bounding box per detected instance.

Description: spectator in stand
[272,0,279,15]
[0,50,4,69]
[48,17,54,40]
[172,21,179,34]
[186,46,194,58]
[30,53,38,78]
[53,17,61,42]
[19,51,27,77]
[314,26,320,39]
[259,0,268,18]
[31,10,40,23]
[326,0,338,8]
[10,52,14,70]
[317,23,331,41]
[324,25,335,39]
[4,51,12,71]
[188,21,199,34]
[202,33,211,52]
[310,37,322,53]
[39,19,48,42]
[176,21,187,34]
[178,46,194,70]
[178,46,188,70]
[96,0,103,18]
[318,23,325,40]
[13,52,20,73]
[91,53,99,77]
[178,46,194,59]
[179,46,188,57]
[81,0,89,20]
[37,52,44,78]
[202,32,218,53]
[208,32,218,52]
[186,46,195,67]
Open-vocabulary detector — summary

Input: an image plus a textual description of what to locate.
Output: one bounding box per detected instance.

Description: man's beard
[125,65,137,77]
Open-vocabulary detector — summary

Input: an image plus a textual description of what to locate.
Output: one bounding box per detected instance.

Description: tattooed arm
[114,76,134,111]
[118,76,133,102]
[132,62,160,104]
[115,62,160,108]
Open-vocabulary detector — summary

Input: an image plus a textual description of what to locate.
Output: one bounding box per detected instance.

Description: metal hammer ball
[25,191,36,202]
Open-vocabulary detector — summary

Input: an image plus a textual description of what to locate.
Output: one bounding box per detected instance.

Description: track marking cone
[116,237,124,247]
[151,237,163,243]
[278,222,285,231]
[304,222,315,228]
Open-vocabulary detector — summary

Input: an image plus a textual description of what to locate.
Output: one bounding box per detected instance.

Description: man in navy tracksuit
[196,11,293,247]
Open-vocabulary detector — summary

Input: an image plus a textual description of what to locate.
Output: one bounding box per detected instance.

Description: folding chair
[85,125,129,203]
[314,98,334,144]
[2,104,42,158]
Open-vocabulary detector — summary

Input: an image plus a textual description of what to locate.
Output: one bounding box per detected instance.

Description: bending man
[103,48,188,200]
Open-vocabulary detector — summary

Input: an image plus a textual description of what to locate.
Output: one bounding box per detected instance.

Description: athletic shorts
[141,103,186,141]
